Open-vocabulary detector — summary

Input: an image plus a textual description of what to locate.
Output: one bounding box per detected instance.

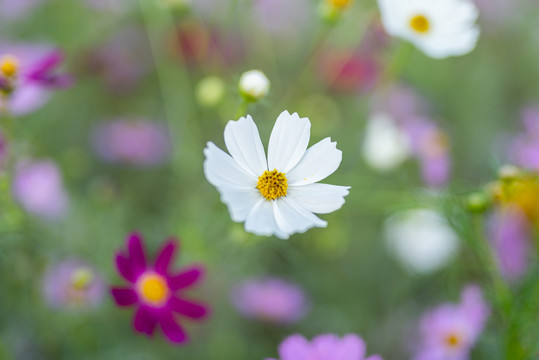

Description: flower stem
[235,100,249,119]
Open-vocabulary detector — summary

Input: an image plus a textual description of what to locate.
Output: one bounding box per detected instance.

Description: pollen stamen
[410,14,430,34]
[138,273,170,305]
[445,333,461,348]
[257,169,288,201]
[0,55,19,78]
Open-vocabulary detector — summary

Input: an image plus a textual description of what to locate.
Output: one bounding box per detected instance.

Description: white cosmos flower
[384,208,459,274]
[378,0,480,59]
[362,112,411,172]
[204,111,350,239]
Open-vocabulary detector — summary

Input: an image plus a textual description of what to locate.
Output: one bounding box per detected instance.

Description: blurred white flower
[362,112,411,172]
[384,208,459,274]
[204,111,350,239]
[239,70,270,101]
[377,0,480,58]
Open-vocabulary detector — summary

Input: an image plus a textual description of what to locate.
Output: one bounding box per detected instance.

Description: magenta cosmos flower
[266,334,383,360]
[0,43,71,116]
[110,233,209,344]
[231,277,309,324]
[414,285,490,360]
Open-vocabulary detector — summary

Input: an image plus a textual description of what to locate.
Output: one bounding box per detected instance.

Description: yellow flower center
[495,176,539,220]
[327,0,352,9]
[138,273,169,305]
[410,14,430,34]
[0,55,19,78]
[70,268,93,290]
[445,333,462,348]
[256,169,288,201]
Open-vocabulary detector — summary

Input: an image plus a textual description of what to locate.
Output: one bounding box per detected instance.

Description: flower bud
[498,164,521,182]
[196,75,225,108]
[466,192,491,213]
[239,70,269,102]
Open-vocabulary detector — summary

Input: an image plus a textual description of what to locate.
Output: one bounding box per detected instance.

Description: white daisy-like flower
[362,112,411,172]
[204,111,350,239]
[378,0,480,59]
[384,208,459,274]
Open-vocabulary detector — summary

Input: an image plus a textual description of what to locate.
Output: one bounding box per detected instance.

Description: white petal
[362,113,411,171]
[245,199,289,239]
[288,184,350,214]
[272,197,327,236]
[287,138,342,186]
[422,26,479,59]
[203,142,256,189]
[267,111,311,173]
[224,115,267,177]
[218,186,260,222]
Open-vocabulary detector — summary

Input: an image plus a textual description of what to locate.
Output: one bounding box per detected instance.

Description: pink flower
[231,278,309,324]
[266,334,383,360]
[487,207,531,282]
[252,0,311,37]
[42,259,105,310]
[367,85,452,187]
[92,119,171,167]
[403,117,451,188]
[319,51,379,93]
[12,159,69,220]
[414,285,490,360]
[84,27,151,95]
[0,43,71,116]
[0,0,47,20]
[508,106,539,171]
[110,233,209,344]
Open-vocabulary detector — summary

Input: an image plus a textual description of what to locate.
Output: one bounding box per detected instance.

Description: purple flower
[371,85,427,124]
[252,0,311,37]
[12,159,69,220]
[487,207,530,282]
[414,285,490,360]
[508,106,539,171]
[42,259,105,310]
[367,85,451,187]
[231,278,309,325]
[403,117,451,188]
[0,43,71,116]
[266,334,383,360]
[92,118,171,167]
[110,233,209,344]
[0,0,47,20]
[85,27,151,94]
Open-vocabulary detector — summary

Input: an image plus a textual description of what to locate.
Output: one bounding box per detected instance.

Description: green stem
[138,0,194,168]
[377,41,414,89]
[235,100,249,119]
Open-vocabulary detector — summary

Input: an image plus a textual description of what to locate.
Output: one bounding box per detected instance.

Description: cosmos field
[1,0,539,359]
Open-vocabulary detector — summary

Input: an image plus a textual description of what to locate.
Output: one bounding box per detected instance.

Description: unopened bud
[498,164,520,182]
[239,70,270,102]
[197,76,225,108]
[466,192,490,213]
